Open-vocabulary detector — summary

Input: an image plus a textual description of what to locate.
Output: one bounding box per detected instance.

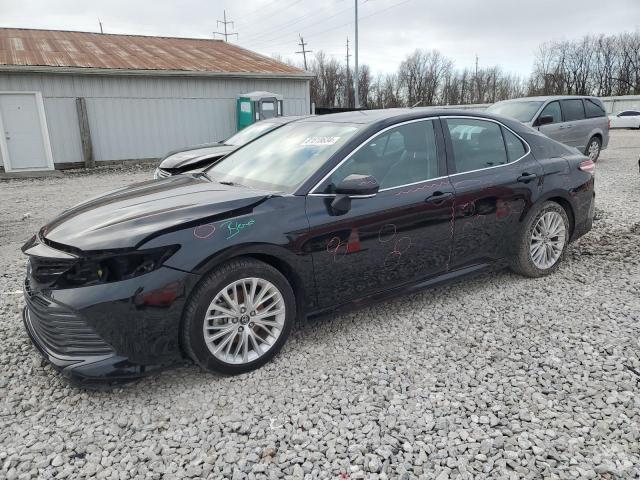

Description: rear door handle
[425,191,454,203]
[517,172,538,183]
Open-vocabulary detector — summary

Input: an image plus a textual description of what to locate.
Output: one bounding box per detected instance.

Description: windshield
[487,101,544,122]
[206,121,361,192]
[224,121,279,146]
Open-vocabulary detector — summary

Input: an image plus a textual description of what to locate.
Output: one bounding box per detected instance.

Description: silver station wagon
[487,96,609,161]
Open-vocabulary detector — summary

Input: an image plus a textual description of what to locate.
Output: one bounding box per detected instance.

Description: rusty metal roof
[0,28,311,77]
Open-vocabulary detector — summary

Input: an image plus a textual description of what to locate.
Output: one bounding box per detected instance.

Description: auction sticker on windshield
[301,136,341,146]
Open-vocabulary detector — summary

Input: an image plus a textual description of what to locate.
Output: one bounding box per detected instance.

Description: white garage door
[0,92,54,172]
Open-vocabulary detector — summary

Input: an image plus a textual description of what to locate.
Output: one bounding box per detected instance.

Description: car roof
[296,107,528,133]
[495,95,602,103]
[267,115,312,125]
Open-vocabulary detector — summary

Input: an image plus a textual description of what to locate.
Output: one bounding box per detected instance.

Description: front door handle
[517,172,538,183]
[425,191,454,204]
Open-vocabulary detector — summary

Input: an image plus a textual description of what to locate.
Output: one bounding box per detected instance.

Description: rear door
[305,118,455,308]
[442,117,543,268]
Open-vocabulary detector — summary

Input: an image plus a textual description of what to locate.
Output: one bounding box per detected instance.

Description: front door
[305,118,455,308]
[0,93,53,172]
[442,117,543,268]
[536,100,566,144]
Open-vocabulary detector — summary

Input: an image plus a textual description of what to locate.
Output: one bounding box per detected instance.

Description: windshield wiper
[218,180,237,186]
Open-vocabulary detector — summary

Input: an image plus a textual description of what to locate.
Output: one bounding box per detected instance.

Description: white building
[0,28,312,172]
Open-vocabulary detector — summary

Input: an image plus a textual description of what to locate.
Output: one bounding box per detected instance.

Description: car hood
[159,144,237,170]
[41,175,271,251]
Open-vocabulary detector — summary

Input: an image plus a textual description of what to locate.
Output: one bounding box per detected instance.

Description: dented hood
[159,144,237,171]
[42,175,270,251]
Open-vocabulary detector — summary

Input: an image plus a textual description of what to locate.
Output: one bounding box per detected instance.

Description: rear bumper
[22,265,200,383]
[571,183,595,241]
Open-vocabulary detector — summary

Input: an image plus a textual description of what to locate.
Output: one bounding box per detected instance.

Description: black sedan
[22,109,595,383]
[153,116,308,178]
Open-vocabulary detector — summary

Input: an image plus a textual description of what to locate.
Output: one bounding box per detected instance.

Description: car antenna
[410,100,422,109]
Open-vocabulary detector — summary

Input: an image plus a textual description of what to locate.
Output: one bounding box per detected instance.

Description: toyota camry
[22,109,595,383]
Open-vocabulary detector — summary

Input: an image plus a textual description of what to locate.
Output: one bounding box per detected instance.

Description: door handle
[425,191,453,203]
[517,172,538,183]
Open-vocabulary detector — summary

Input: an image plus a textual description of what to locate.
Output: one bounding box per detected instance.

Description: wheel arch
[540,194,576,237]
[191,243,311,320]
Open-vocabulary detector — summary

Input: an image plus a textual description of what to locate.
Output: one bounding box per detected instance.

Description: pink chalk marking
[194,224,216,239]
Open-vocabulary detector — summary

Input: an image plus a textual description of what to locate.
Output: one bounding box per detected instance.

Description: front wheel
[511,201,570,278]
[182,258,295,375]
[585,136,602,162]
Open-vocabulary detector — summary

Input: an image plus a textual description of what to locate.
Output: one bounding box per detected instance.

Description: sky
[1,0,639,77]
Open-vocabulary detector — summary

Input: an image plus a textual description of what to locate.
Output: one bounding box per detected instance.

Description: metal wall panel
[0,73,310,166]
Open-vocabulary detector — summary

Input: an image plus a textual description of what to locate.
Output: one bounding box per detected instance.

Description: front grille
[25,290,113,357]
[29,256,76,285]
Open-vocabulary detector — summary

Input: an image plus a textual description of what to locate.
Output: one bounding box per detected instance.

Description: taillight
[579,159,596,175]
[607,118,611,130]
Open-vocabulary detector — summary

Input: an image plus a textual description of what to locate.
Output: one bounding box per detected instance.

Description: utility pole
[296,35,312,70]
[345,37,351,107]
[354,0,360,109]
[474,54,479,103]
[98,18,103,34]
[214,10,238,42]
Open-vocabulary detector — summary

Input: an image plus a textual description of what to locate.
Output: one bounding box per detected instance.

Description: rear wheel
[585,136,602,162]
[182,258,295,374]
[511,201,570,278]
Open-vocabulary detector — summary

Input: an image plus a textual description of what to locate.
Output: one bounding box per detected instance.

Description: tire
[510,201,570,278]
[182,258,295,375]
[585,136,602,162]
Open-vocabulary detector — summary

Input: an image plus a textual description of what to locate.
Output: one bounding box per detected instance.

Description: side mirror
[335,174,379,196]
[536,115,554,126]
[330,174,379,215]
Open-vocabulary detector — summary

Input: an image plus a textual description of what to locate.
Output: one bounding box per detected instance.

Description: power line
[296,34,312,70]
[214,10,238,42]
[234,0,305,30]
[254,0,414,51]
[240,5,330,43]
[241,3,355,47]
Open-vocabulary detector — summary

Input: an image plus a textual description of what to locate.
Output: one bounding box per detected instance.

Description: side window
[503,128,527,161]
[322,120,439,192]
[561,99,586,121]
[446,119,508,173]
[620,111,640,117]
[539,101,562,124]
[584,99,606,118]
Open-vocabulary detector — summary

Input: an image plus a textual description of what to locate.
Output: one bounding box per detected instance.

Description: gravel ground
[1,132,639,479]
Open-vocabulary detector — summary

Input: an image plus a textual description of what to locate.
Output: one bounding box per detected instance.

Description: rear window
[584,99,606,118]
[561,99,586,121]
[503,128,527,161]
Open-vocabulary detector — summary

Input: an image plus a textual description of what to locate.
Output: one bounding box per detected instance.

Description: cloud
[1,0,639,75]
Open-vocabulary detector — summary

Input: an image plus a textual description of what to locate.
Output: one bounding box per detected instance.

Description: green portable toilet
[236,91,284,131]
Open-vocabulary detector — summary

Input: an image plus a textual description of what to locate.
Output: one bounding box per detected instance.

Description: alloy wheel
[203,277,286,364]
[529,211,566,270]
[588,139,600,161]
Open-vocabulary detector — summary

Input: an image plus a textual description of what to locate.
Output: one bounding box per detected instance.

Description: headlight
[57,245,179,288]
